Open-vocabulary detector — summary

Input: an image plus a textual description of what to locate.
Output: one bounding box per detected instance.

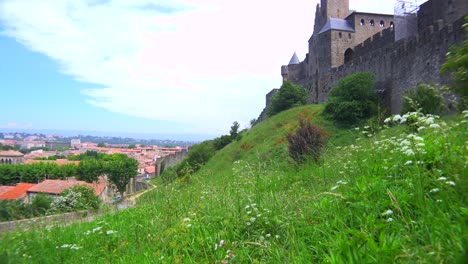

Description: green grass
[0,105,466,263]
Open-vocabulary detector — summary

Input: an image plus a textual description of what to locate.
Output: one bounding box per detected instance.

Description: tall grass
[0,106,466,263]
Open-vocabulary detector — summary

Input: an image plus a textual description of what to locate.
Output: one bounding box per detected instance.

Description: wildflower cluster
[56,244,82,250]
[214,239,237,264]
[384,112,445,132]
[381,209,394,223]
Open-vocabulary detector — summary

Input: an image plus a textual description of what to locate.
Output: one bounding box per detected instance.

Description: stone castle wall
[320,17,465,113]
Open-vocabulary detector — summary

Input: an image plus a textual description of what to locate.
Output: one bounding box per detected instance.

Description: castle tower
[321,0,349,20]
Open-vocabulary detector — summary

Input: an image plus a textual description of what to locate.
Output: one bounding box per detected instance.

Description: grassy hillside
[1,105,466,263]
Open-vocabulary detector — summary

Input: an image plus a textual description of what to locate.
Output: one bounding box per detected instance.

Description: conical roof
[288,52,300,65]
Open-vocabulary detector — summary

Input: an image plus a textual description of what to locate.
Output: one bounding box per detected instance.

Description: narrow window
[348,33,352,39]
[360,19,365,26]
[339,32,342,38]
[390,21,394,28]
[380,20,385,27]
[370,20,375,26]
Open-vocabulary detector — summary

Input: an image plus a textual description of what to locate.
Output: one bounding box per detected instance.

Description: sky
[0,0,397,140]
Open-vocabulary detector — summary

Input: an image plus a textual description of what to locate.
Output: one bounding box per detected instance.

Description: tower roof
[318,18,355,34]
[288,52,300,65]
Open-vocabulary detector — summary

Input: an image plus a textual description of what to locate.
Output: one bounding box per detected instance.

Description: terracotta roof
[145,166,155,174]
[24,159,80,166]
[0,150,24,157]
[27,178,107,196]
[0,186,14,196]
[0,183,36,200]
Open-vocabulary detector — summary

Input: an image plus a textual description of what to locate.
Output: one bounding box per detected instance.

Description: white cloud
[0,0,396,135]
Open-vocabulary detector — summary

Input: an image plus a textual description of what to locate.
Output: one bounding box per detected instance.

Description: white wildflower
[330,185,339,191]
[386,218,394,222]
[106,230,117,235]
[446,181,456,186]
[404,160,413,165]
[429,188,439,193]
[250,217,256,223]
[381,209,393,216]
[437,177,447,181]
[183,218,191,222]
[219,240,226,247]
[429,124,440,129]
[187,224,192,228]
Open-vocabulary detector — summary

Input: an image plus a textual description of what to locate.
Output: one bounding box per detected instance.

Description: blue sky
[0,0,398,140]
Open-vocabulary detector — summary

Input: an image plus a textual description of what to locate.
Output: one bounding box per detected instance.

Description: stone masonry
[259,0,467,121]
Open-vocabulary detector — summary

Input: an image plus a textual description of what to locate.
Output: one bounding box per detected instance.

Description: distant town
[0,131,193,211]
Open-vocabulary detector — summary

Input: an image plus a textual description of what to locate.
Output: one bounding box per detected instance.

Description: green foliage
[250,118,257,127]
[161,140,216,183]
[441,18,468,110]
[0,194,53,221]
[268,81,308,116]
[1,106,466,263]
[287,119,326,163]
[49,185,100,213]
[106,154,138,196]
[324,72,378,126]
[212,135,232,151]
[230,121,240,140]
[402,83,446,114]
[97,143,106,147]
[77,159,103,183]
[128,144,136,149]
[0,163,77,185]
[0,200,28,221]
[30,193,52,216]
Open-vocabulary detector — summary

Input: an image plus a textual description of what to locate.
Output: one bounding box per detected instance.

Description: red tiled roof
[27,178,107,196]
[0,150,24,157]
[0,183,36,200]
[145,166,156,174]
[0,186,14,196]
[24,159,80,166]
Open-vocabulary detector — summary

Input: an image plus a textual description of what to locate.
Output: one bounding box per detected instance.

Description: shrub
[49,185,100,213]
[268,81,308,116]
[287,119,326,163]
[441,17,468,110]
[213,135,232,151]
[324,72,378,127]
[402,83,445,115]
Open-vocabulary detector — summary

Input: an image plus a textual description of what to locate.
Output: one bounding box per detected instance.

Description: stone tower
[321,0,349,20]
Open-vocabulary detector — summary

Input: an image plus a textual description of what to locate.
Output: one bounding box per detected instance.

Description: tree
[402,83,445,114]
[213,135,232,150]
[230,121,240,140]
[323,72,378,126]
[268,81,308,116]
[441,17,468,110]
[106,154,138,197]
[128,144,136,149]
[250,118,257,127]
[77,159,103,183]
[97,143,106,147]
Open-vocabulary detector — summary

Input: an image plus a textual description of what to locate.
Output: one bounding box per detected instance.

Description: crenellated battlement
[259,0,467,121]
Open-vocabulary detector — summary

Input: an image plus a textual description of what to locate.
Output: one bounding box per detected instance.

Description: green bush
[441,17,468,110]
[402,83,445,114]
[268,81,308,116]
[324,72,378,126]
[287,119,326,164]
[49,185,100,213]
